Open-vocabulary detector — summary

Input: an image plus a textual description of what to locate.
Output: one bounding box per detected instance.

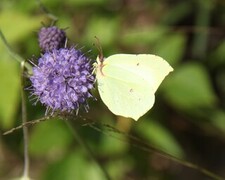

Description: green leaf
[135,119,184,158]
[67,0,106,6]
[209,40,225,68]
[87,115,128,155]
[160,1,192,25]
[0,9,43,43]
[99,132,128,155]
[29,120,73,157]
[0,10,45,129]
[43,150,106,180]
[106,159,132,180]
[162,63,217,110]
[82,16,119,47]
[191,0,214,58]
[210,110,225,133]
[153,33,186,66]
[0,53,20,129]
[121,26,169,46]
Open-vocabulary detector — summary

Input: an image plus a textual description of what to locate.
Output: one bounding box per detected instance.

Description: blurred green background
[0,0,225,179]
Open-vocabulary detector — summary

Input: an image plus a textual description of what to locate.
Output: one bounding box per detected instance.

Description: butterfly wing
[96,54,173,120]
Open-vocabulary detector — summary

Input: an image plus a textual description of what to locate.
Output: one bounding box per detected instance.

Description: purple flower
[30,48,95,113]
[38,26,66,52]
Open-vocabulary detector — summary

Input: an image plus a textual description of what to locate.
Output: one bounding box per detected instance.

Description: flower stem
[21,61,30,178]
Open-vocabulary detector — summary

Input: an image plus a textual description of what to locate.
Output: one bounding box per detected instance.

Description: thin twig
[86,122,224,180]
[3,115,54,135]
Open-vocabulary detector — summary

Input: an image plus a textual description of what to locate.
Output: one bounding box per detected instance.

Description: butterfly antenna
[94,36,104,63]
[64,38,68,48]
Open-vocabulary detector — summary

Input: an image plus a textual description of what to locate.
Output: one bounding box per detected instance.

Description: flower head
[38,26,66,52]
[30,47,95,113]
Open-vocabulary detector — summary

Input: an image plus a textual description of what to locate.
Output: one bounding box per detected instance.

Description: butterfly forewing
[96,54,173,120]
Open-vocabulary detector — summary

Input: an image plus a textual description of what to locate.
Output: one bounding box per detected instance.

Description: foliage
[0,0,225,179]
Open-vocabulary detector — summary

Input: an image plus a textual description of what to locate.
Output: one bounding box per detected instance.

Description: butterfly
[94,53,173,120]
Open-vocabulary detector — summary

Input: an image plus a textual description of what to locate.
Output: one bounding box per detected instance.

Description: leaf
[43,150,106,180]
[210,110,225,133]
[209,40,225,68]
[85,115,128,155]
[106,159,132,180]
[0,9,43,43]
[82,16,119,47]
[29,120,73,157]
[0,54,20,129]
[0,10,44,128]
[162,63,217,110]
[160,1,192,25]
[135,119,184,158]
[99,132,128,155]
[67,0,106,6]
[153,33,186,66]
[121,26,169,46]
[191,0,214,58]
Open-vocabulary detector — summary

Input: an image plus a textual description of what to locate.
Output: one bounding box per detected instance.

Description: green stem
[21,61,30,178]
